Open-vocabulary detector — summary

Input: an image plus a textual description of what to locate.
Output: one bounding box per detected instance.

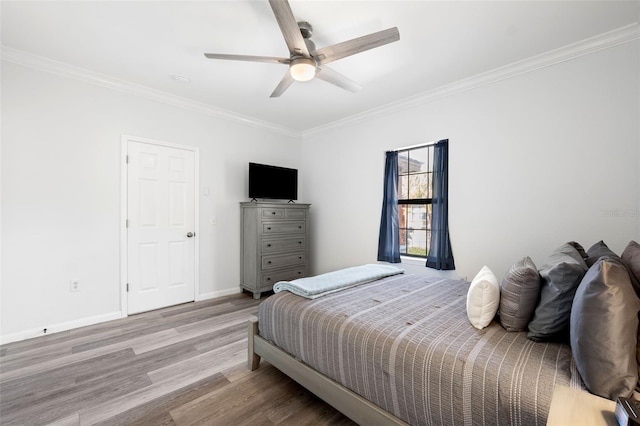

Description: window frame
[397,144,435,259]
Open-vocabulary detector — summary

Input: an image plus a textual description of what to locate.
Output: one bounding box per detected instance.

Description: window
[378,140,453,269]
[397,145,434,258]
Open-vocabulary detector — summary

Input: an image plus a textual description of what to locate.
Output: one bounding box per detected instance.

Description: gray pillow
[570,258,640,400]
[621,241,640,394]
[588,240,640,295]
[586,240,618,267]
[638,323,640,395]
[527,242,588,342]
[622,240,640,284]
[499,257,540,332]
[569,241,588,260]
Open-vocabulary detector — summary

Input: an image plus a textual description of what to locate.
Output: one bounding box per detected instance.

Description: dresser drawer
[262,237,305,253]
[285,208,307,219]
[261,268,306,287]
[261,208,284,219]
[262,252,305,270]
[262,221,305,235]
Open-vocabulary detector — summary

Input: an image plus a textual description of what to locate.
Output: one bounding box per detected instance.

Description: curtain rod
[386,139,444,153]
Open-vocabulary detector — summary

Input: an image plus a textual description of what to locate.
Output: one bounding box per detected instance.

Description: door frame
[120,134,200,317]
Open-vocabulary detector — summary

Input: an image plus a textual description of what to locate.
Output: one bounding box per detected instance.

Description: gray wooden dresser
[240,202,310,299]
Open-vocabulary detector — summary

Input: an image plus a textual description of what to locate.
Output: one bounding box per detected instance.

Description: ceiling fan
[204,0,400,98]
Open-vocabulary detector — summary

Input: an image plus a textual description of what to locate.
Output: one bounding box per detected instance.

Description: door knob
[186,232,195,238]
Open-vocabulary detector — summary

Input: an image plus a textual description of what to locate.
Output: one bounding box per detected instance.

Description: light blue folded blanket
[273,263,405,299]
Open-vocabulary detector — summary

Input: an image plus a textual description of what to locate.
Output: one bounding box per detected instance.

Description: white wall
[301,41,640,282]
[2,40,638,343]
[1,61,302,342]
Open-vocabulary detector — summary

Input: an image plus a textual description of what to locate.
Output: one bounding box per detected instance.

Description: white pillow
[467,266,500,329]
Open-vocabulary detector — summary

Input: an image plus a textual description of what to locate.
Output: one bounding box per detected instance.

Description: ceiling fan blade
[315,27,400,65]
[315,66,362,93]
[270,71,295,98]
[268,0,310,58]
[204,53,289,64]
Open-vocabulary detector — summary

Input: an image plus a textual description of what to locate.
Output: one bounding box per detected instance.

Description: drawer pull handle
[267,227,271,230]
[298,226,302,229]
[298,272,302,275]
[298,241,302,244]
[267,278,271,281]
[267,261,272,264]
[298,257,302,260]
[267,244,272,247]
[272,212,276,215]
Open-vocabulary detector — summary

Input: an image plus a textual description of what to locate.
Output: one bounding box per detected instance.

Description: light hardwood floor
[0,293,355,425]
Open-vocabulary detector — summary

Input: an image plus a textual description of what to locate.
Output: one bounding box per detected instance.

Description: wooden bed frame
[247,317,408,425]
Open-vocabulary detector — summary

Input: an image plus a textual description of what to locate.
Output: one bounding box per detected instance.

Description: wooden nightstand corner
[547,385,617,426]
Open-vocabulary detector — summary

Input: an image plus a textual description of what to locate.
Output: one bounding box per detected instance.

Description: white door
[127,140,196,314]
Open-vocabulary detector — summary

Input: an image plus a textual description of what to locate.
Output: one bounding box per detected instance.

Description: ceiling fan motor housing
[298,21,313,39]
[297,22,316,54]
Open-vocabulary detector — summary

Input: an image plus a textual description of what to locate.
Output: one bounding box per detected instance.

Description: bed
[248,272,581,425]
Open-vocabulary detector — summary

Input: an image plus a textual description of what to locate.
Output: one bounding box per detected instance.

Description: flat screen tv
[249,162,298,201]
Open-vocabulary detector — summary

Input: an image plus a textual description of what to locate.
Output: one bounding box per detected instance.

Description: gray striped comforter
[258,273,577,426]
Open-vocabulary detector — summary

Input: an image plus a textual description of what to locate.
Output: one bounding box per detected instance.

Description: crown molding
[2,22,638,141]
[302,22,640,139]
[0,46,301,139]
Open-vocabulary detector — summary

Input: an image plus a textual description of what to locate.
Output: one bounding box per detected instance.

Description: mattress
[258,273,577,426]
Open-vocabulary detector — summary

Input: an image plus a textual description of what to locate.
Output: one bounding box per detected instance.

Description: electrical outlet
[70,280,80,292]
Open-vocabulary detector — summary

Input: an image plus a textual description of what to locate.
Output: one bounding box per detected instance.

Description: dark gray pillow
[570,258,640,400]
[569,241,588,260]
[621,241,640,394]
[588,240,640,295]
[527,242,588,342]
[499,257,540,332]
[586,240,618,267]
[637,322,640,395]
[622,241,640,284]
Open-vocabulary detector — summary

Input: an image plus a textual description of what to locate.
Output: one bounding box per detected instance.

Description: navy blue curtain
[426,139,455,270]
[377,151,401,263]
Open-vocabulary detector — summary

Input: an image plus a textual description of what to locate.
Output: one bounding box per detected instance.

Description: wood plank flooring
[0,293,355,425]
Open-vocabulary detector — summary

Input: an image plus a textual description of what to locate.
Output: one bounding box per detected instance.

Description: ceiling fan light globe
[289,59,316,82]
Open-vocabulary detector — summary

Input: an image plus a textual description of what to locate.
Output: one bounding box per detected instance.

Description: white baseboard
[0,311,124,345]
[1,289,242,345]
[196,287,242,301]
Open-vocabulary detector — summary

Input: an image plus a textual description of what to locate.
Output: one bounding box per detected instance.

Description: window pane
[408,147,429,173]
[399,204,407,229]
[407,205,427,230]
[406,229,427,256]
[398,175,408,199]
[398,153,409,175]
[400,229,407,255]
[408,173,430,199]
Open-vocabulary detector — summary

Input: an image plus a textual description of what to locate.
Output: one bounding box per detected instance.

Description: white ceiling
[2,1,638,134]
